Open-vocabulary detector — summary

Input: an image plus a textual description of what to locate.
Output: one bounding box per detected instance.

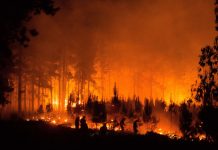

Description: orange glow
[25,113,182,139]
[51,120,56,124]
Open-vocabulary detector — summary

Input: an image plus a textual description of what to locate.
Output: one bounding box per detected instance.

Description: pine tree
[143,99,152,123]
[134,96,142,114]
[111,83,121,112]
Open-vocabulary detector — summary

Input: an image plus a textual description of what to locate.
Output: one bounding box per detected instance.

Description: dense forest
[0,0,217,146]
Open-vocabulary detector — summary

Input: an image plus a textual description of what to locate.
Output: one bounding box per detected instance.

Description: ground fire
[0,0,217,148]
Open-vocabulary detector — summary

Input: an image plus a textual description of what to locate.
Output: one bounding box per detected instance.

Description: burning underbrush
[25,112,182,140]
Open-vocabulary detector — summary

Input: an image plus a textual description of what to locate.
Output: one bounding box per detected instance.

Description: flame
[51,120,56,124]
[198,134,206,141]
[25,113,182,140]
[72,102,77,108]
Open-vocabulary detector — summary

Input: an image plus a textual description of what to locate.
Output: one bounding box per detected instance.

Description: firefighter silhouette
[120,117,126,131]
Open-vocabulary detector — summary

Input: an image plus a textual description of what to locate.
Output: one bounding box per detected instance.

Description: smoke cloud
[26,0,216,103]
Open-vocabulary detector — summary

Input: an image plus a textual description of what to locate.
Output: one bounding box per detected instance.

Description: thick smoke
[26,0,216,103]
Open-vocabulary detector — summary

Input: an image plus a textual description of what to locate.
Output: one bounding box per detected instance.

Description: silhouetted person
[75,116,80,129]
[120,117,126,132]
[37,105,44,114]
[100,123,108,135]
[80,116,88,131]
[133,119,139,134]
[112,117,119,130]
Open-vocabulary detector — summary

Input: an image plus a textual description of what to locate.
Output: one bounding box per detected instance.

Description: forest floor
[0,119,216,149]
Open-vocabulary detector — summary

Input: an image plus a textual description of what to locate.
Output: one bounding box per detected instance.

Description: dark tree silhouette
[215,0,218,31]
[192,41,218,106]
[0,0,59,109]
[121,100,127,115]
[67,93,74,115]
[168,102,177,128]
[92,100,107,127]
[143,99,153,123]
[86,94,93,113]
[134,96,142,114]
[127,99,134,118]
[154,99,166,113]
[192,37,218,140]
[198,105,218,141]
[179,102,193,139]
[111,83,121,113]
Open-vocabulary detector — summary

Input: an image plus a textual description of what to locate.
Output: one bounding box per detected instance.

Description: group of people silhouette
[74,116,140,135]
[75,116,88,131]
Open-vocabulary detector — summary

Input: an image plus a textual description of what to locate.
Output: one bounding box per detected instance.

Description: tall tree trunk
[31,76,34,112]
[58,74,61,112]
[87,80,90,97]
[62,59,66,111]
[42,87,45,108]
[24,81,26,113]
[50,78,53,105]
[38,78,40,109]
[18,72,22,114]
[18,48,23,114]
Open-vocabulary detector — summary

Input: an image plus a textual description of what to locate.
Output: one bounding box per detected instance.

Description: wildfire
[198,134,206,141]
[157,128,163,135]
[51,120,56,124]
[154,128,180,139]
[25,113,182,140]
[72,102,77,108]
